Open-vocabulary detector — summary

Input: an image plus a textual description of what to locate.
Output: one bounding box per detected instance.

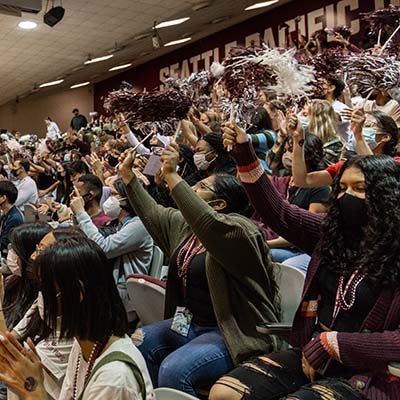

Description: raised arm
[118,115,150,155]
[160,144,277,281]
[180,119,199,147]
[118,150,188,258]
[223,123,323,255]
[74,209,151,259]
[351,109,373,156]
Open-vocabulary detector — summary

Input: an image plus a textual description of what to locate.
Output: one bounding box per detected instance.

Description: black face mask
[10,169,19,178]
[338,193,368,245]
[108,155,119,167]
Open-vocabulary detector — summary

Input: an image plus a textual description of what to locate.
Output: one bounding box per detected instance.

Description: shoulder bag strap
[78,351,146,400]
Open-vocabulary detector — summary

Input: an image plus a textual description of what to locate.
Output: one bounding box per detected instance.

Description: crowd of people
[0,12,398,400]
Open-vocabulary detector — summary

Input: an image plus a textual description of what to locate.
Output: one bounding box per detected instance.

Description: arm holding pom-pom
[291,114,333,188]
[181,119,199,147]
[351,109,372,156]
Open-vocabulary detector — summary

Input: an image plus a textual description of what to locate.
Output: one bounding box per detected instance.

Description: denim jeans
[270,248,303,263]
[283,253,311,274]
[134,318,233,397]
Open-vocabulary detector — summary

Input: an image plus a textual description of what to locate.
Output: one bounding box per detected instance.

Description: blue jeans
[270,248,302,263]
[134,318,233,397]
[283,253,311,274]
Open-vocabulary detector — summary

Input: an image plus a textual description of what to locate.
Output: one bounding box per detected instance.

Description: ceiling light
[245,0,279,11]
[39,79,64,88]
[155,17,190,29]
[164,37,192,47]
[18,21,37,30]
[109,63,132,71]
[84,54,114,65]
[70,82,90,89]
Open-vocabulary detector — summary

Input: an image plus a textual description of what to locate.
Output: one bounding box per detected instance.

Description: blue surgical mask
[362,127,379,150]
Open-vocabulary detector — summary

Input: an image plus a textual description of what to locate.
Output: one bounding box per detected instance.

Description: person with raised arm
[209,121,400,400]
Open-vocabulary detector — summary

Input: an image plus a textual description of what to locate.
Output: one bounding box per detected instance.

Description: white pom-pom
[5,139,22,152]
[210,61,225,78]
[251,47,315,99]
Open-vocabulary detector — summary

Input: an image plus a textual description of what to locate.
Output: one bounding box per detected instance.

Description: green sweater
[125,177,280,364]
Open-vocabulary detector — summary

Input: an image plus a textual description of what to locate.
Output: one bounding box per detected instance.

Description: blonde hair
[308,100,339,144]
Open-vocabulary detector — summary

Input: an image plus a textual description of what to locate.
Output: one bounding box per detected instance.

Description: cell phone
[256,322,292,335]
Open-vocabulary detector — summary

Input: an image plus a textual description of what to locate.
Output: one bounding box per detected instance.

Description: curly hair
[320,155,400,287]
[308,99,339,144]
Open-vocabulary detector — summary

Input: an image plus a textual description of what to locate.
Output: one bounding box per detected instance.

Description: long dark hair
[247,107,273,133]
[34,236,128,342]
[56,162,73,205]
[4,223,52,329]
[23,228,86,342]
[304,133,325,172]
[320,155,400,286]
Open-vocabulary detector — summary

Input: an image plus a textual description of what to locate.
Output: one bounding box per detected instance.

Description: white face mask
[6,248,21,276]
[37,291,45,320]
[194,152,216,171]
[102,196,126,220]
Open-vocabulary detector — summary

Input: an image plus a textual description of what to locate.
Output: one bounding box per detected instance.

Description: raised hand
[222,121,248,148]
[287,113,305,142]
[69,185,85,216]
[118,148,136,184]
[351,108,366,139]
[160,143,180,177]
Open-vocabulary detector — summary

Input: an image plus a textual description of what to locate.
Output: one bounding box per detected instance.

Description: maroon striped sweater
[233,142,400,400]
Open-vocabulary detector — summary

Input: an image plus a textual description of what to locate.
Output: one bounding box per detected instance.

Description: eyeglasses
[195,181,217,194]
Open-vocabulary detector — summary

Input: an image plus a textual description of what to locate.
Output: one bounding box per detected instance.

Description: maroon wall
[94,0,392,113]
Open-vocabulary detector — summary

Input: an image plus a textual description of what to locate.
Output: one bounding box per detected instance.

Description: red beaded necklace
[330,269,366,329]
[72,340,107,400]
[177,234,204,295]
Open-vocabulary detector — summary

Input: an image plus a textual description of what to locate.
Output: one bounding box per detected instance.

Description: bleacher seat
[126,274,166,326]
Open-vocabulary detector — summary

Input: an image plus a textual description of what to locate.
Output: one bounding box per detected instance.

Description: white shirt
[59,336,155,400]
[47,121,61,141]
[14,176,38,210]
[353,99,400,125]
[332,100,348,115]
